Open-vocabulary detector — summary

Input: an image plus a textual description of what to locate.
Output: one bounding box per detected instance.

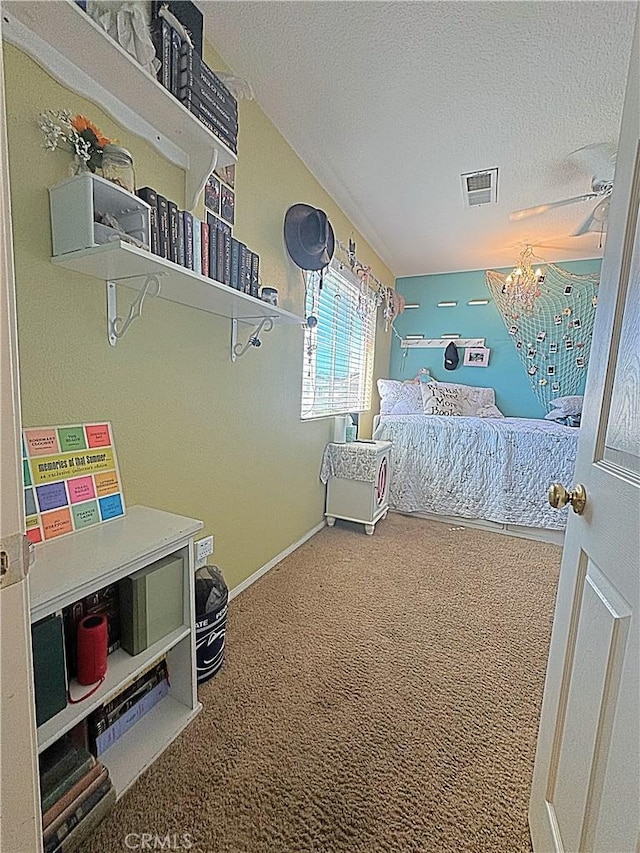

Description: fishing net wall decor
[485,247,600,410]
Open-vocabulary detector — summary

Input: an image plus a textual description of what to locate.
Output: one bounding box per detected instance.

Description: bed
[372,379,580,537]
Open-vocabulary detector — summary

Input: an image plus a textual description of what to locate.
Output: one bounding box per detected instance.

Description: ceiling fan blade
[509,193,599,221]
[571,198,611,237]
[567,142,617,182]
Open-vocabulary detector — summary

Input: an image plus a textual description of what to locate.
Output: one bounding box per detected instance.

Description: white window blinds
[301,262,377,419]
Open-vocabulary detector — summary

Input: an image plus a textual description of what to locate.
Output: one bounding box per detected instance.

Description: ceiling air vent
[461,168,498,208]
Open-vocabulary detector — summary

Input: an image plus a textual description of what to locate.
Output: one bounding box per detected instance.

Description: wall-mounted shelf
[2,0,236,209]
[52,241,303,358]
[400,338,486,348]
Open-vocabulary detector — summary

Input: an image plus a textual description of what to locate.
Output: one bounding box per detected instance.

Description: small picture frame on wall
[214,163,236,189]
[204,174,220,215]
[463,347,490,367]
[221,186,235,226]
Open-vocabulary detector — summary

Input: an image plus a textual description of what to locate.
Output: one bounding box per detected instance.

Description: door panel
[529,10,639,853]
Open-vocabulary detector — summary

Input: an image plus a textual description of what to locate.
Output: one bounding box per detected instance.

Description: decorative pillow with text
[421,384,464,416]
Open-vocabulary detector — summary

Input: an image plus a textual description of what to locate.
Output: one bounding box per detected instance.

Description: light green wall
[4,41,393,592]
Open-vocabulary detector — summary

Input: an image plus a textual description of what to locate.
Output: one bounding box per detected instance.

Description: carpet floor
[80,513,561,853]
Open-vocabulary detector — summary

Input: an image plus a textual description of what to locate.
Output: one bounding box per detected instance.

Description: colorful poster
[23,422,126,544]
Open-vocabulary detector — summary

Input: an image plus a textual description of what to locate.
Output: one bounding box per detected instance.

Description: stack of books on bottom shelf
[39,737,115,853]
[88,658,170,756]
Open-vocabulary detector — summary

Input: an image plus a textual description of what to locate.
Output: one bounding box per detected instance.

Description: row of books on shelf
[150,17,238,153]
[38,659,169,850]
[137,186,260,296]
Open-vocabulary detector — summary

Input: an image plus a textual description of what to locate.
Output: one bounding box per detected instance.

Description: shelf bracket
[231,317,275,362]
[107,274,163,346]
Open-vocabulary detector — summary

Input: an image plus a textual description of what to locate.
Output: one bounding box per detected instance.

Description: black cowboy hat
[284,203,335,271]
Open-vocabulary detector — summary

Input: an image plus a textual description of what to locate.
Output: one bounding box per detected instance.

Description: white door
[0,12,43,852]
[529,13,639,853]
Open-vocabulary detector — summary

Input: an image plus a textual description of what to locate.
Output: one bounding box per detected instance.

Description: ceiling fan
[509,142,616,237]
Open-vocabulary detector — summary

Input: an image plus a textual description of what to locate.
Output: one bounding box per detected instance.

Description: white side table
[320,440,392,535]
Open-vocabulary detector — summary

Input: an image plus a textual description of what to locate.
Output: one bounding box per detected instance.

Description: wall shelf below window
[2,0,236,209]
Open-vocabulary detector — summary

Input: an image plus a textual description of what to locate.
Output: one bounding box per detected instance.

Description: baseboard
[391,510,564,546]
[228,520,326,602]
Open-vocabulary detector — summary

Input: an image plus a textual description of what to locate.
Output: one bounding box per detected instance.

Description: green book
[32,613,67,727]
[119,554,184,655]
[40,739,96,814]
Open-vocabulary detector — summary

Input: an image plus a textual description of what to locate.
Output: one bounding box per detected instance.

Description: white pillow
[422,381,496,417]
[421,384,464,416]
[377,379,423,415]
[548,395,583,417]
[475,403,505,418]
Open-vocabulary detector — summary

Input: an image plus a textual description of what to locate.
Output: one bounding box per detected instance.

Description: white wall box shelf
[51,240,303,356]
[29,505,203,800]
[49,174,150,256]
[2,0,236,210]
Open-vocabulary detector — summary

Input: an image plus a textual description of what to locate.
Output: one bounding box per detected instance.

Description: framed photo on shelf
[204,174,220,215]
[215,163,235,189]
[221,185,235,226]
[463,347,490,367]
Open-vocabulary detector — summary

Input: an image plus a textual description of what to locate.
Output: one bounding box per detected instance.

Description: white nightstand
[320,440,392,535]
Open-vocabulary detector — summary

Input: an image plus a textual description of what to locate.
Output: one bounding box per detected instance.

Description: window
[301,261,377,419]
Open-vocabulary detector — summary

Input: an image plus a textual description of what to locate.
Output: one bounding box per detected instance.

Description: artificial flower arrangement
[38,110,112,174]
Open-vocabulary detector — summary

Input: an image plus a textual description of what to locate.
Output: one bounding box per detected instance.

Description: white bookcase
[29,506,203,800]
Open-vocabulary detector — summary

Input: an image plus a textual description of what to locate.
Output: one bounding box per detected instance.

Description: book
[249,251,260,298]
[167,200,179,264]
[149,18,171,92]
[221,222,232,287]
[42,763,104,831]
[230,238,240,290]
[156,194,170,259]
[238,243,248,293]
[177,209,185,267]
[192,215,201,275]
[179,88,238,136]
[87,659,168,744]
[201,220,209,278]
[32,613,67,727]
[178,79,238,130]
[182,211,193,270]
[170,26,182,97]
[182,100,237,153]
[214,217,225,283]
[178,45,237,115]
[136,187,159,256]
[43,769,110,852]
[206,214,218,280]
[49,784,116,853]
[94,679,169,756]
[39,739,96,815]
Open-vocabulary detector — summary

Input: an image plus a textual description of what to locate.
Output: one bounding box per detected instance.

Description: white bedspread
[372,415,579,530]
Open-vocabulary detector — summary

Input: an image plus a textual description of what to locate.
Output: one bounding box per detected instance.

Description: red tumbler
[76,614,108,685]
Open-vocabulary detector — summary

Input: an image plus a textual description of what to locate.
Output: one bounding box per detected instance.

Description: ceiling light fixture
[468,299,490,306]
[437,301,458,307]
[502,245,545,314]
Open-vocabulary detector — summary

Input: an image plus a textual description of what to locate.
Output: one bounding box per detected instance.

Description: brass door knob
[548,483,587,515]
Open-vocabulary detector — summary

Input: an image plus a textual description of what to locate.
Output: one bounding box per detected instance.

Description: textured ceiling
[200,1,636,277]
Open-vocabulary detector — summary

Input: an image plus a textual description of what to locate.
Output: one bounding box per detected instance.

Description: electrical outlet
[195,535,214,568]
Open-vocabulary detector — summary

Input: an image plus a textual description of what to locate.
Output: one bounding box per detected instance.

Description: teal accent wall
[390,259,602,418]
